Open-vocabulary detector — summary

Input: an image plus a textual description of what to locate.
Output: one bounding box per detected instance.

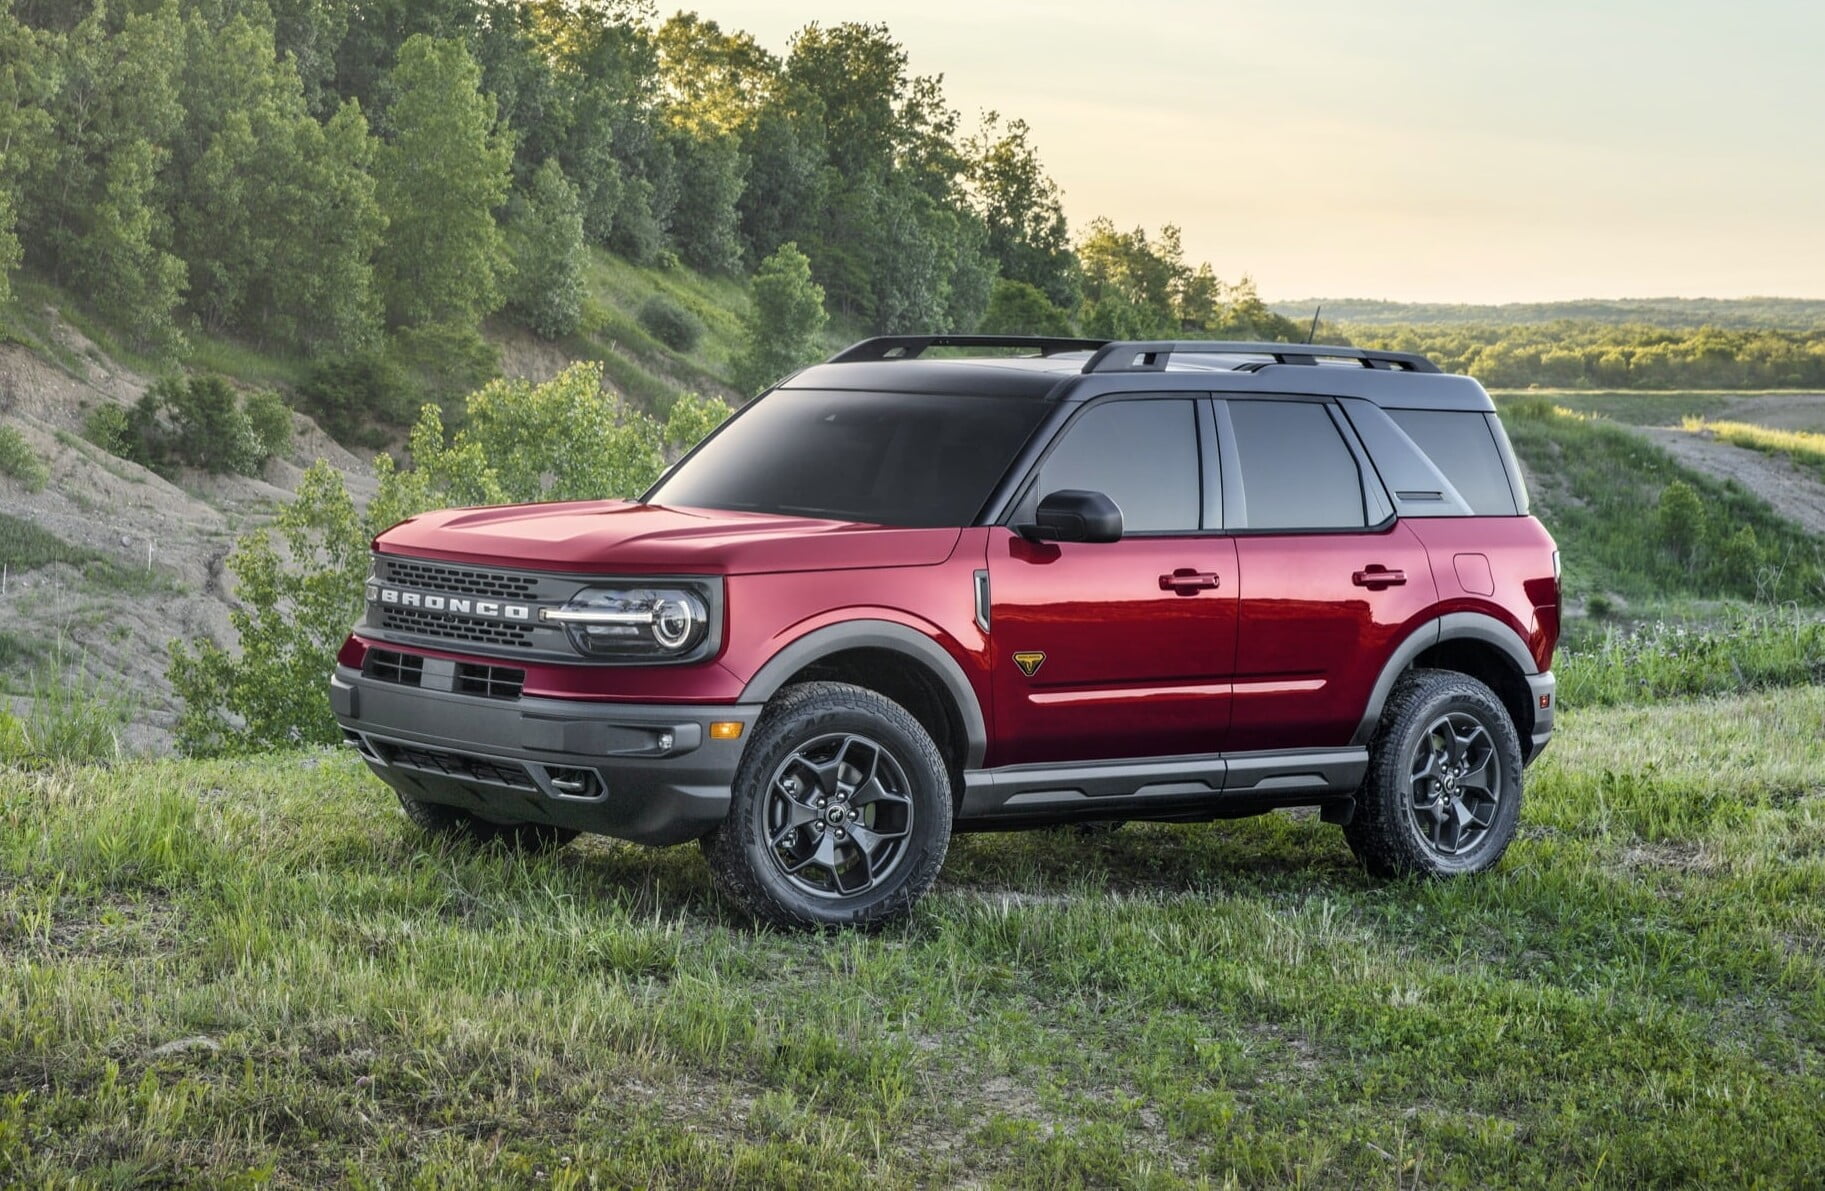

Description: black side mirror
[1023,489,1123,543]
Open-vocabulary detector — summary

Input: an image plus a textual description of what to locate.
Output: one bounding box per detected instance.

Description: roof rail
[828,335,1109,363]
[1081,341,1441,374]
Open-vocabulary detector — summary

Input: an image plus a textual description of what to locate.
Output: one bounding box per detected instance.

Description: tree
[979,279,1073,336]
[668,129,746,273]
[655,12,775,137]
[965,113,1078,309]
[732,242,827,396]
[505,157,587,339]
[373,34,512,328]
[0,10,56,307]
[34,3,189,352]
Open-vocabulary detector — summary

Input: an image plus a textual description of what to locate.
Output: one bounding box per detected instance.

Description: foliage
[85,375,283,477]
[0,424,47,491]
[638,294,704,352]
[965,113,1078,310]
[1558,608,1825,707]
[978,278,1074,336]
[374,35,513,329]
[4,640,135,767]
[505,157,588,340]
[1343,322,1825,390]
[170,364,720,756]
[294,348,416,445]
[1498,400,1825,603]
[731,242,827,396]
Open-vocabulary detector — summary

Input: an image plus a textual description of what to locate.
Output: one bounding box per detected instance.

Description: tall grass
[0,640,136,767]
[1558,606,1825,707]
[1682,416,1825,482]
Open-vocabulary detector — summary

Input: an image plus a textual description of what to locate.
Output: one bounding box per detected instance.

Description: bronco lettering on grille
[364,584,533,622]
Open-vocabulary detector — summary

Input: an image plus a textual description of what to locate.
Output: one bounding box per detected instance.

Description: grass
[2,690,1823,1185]
[0,512,168,595]
[1683,416,1825,482]
[1492,389,1743,426]
[1497,399,1825,603]
[1558,605,1825,705]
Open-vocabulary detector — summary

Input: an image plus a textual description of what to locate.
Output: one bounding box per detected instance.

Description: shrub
[638,295,704,352]
[1657,480,1705,562]
[83,404,135,458]
[4,641,135,766]
[297,349,417,445]
[87,376,277,476]
[662,392,731,455]
[242,389,294,464]
[732,242,827,396]
[0,424,47,491]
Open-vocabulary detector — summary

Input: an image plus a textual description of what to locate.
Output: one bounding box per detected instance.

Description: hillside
[0,249,763,750]
[1272,296,1825,330]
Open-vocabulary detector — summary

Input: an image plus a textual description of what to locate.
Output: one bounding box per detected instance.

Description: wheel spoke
[1459,756,1495,797]
[762,731,917,902]
[851,775,909,808]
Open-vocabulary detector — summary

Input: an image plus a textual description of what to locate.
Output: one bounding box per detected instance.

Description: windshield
[647,389,1050,528]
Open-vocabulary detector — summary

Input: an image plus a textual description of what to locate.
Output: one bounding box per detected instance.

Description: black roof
[784,336,1496,412]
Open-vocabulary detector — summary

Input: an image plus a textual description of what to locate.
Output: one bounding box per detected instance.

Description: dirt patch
[1641,426,1825,537]
[1713,394,1825,434]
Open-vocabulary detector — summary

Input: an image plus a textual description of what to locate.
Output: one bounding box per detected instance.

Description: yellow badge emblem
[1012,651,1046,678]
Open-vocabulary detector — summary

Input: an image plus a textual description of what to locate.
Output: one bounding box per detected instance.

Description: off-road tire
[700,682,953,931]
[1344,668,1523,878]
[396,793,579,851]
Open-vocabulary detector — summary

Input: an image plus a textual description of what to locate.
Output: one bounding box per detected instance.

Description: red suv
[331,336,1560,929]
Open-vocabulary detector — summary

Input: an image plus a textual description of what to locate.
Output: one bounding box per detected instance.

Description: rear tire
[700,682,952,931]
[1345,668,1523,878]
[396,793,579,852]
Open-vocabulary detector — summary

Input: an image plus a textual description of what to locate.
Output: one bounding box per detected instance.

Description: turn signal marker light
[709,722,744,740]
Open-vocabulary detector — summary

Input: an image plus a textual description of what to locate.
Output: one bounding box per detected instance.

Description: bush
[0,424,47,491]
[297,349,417,445]
[1658,480,1705,562]
[732,243,827,396]
[638,295,704,352]
[3,641,135,766]
[83,404,135,458]
[242,389,294,464]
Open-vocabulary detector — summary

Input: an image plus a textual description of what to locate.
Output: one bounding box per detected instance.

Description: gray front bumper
[331,666,762,845]
[1525,670,1556,763]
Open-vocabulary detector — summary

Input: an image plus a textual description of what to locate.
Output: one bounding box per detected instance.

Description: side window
[1387,409,1521,516]
[1034,399,1202,533]
[1227,400,1368,530]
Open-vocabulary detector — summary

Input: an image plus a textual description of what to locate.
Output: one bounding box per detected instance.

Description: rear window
[1227,400,1368,530]
[1386,410,1520,516]
[646,389,1048,527]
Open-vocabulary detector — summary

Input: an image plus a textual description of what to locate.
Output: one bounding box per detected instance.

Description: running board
[958,747,1367,824]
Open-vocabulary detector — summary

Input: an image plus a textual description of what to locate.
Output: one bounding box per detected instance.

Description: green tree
[374,34,512,328]
[733,241,828,395]
[979,278,1073,336]
[505,157,588,339]
[34,4,189,352]
[668,129,746,274]
[1658,479,1706,563]
[965,113,1078,310]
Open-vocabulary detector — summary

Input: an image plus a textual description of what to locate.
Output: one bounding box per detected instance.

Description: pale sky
[714,0,1825,303]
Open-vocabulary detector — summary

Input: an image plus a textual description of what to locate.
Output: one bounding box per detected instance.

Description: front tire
[701,682,953,930]
[396,793,579,852]
[1344,669,1523,878]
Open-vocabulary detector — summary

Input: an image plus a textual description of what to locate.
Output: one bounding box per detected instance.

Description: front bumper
[1525,670,1556,763]
[330,666,761,845]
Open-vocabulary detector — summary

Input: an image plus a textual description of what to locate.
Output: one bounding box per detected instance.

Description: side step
[958,747,1367,826]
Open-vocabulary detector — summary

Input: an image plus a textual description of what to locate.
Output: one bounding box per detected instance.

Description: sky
[715,0,1825,304]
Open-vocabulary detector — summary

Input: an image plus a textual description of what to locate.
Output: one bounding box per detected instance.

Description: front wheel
[1344,669,1523,878]
[701,682,953,930]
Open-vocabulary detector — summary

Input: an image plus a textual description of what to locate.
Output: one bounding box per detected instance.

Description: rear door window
[1226,400,1368,530]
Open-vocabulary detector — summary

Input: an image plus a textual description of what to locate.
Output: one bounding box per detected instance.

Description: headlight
[542,585,712,659]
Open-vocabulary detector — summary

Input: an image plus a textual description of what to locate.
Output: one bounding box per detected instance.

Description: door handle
[1353,565,1407,590]
[1160,568,1221,593]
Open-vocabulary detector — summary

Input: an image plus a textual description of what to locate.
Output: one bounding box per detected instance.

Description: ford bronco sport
[331,336,1560,929]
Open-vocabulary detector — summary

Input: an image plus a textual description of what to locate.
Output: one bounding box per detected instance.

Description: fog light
[709,721,744,740]
[657,731,674,752]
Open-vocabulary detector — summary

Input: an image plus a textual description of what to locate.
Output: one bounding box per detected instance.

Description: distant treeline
[1335,323,1825,390]
[1282,297,1825,331]
[0,0,1293,381]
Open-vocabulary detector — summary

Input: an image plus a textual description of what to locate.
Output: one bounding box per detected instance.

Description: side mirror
[1024,489,1123,544]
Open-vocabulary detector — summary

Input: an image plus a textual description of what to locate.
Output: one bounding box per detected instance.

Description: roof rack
[827,335,1109,363]
[1080,341,1440,374]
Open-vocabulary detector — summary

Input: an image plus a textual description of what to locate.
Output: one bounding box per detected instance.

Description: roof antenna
[1306,303,1322,345]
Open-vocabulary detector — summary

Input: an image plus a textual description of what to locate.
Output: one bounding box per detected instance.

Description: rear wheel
[1345,669,1522,877]
[701,682,952,930]
[396,793,579,852]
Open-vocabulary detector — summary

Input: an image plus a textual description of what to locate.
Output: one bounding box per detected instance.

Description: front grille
[381,742,538,791]
[366,648,424,687]
[379,557,540,600]
[456,662,525,700]
[378,606,536,649]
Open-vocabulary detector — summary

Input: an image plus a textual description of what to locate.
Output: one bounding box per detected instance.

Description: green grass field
[3,686,1822,1186]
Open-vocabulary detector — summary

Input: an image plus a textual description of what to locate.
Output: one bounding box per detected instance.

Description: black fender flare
[1351,612,1539,746]
[739,619,989,769]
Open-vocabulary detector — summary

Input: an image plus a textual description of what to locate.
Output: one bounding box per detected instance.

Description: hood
[374,500,963,575]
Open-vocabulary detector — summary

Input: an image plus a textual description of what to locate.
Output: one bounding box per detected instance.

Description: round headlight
[651,596,699,649]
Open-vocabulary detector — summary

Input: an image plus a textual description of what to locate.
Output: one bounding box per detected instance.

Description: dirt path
[1642,425,1825,537]
[1710,393,1825,433]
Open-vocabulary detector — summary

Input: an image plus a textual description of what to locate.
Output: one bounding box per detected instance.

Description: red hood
[374,500,963,575]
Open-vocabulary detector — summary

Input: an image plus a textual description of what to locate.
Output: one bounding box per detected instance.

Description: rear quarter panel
[1403,516,1561,672]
